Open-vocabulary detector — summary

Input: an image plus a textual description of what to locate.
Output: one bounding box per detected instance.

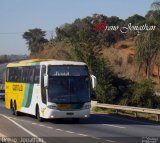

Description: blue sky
[0,0,154,55]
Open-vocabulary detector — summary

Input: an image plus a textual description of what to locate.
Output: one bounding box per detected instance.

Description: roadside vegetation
[22,0,160,109]
[0,55,9,64]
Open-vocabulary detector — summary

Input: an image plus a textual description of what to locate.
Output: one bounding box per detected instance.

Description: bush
[131,79,155,108]
[119,88,132,106]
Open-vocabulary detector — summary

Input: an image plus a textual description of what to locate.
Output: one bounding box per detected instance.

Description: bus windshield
[48,66,90,103]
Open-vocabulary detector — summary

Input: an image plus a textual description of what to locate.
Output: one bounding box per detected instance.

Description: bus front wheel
[36,106,43,122]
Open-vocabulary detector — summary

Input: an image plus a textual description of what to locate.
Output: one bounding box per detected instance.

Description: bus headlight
[83,105,91,109]
[47,105,57,109]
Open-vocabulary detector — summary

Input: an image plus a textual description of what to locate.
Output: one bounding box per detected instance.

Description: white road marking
[105,139,117,143]
[2,115,47,143]
[77,133,88,137]
[65,131,74,134]
[91,137,101,140]
[0,132,6,137]
[0,114,122,143]
[103,124,126,129]
[107,115,157,126]
[3,115,37,137]
[46,126,53,129]
[56,129,63,131]
[39,124,45,127]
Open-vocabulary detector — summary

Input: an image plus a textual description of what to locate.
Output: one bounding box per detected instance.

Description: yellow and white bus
[5,59,96,122]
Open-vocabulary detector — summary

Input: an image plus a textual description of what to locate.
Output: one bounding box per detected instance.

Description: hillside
[29,38,140,81]
[103,37,160,84]
[29,37,160,87]
[30,42,72,60]
[102,38,137,80]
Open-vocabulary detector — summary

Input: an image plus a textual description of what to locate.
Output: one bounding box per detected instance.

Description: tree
[151,0,160,11]
[72,42,116,103]
[155,52,160,83]
[55,14,124,48]
[125,14,146,25]
[135,30,159,79]
[125,14,146,37]
[150,0,160,82]
[135,1,160,79]
[23,28,48,54]
[145,10,160,26]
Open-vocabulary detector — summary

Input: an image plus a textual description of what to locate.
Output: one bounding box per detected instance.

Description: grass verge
[92,107,160,122]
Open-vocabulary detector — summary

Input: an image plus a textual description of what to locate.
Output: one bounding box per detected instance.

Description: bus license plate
[66,112,74,115]
[57,104,70,110]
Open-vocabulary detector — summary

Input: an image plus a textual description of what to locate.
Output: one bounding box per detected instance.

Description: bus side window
[28,67,34,83]
[17,67,22,82]
[34,66,40,83]
[41,65,46,104]
[9,68,15,82]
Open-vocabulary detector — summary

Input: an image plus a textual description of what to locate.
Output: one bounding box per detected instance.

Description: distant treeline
[0,55,9,64]
[0,55,28,64]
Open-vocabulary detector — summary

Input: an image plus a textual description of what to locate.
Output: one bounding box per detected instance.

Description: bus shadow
[47,113,160,125]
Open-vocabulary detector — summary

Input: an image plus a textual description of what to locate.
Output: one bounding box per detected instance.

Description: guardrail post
[156,114,160,122]
[134,112,137,118]
[115,109,118,114]
[91,101,97,110]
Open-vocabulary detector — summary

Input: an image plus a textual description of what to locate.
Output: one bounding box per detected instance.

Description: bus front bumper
[43,109,90,119]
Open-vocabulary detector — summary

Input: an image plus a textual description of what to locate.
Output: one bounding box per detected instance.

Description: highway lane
[0,100,160,143]
[0,115,33,137]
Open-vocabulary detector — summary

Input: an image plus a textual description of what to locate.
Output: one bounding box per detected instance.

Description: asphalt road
[0,100,160,143]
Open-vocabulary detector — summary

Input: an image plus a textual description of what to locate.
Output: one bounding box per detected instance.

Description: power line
[0,32,24,35]
[0,30,55,35]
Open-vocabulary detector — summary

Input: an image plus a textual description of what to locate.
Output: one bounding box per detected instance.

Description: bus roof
[7,59,87,67]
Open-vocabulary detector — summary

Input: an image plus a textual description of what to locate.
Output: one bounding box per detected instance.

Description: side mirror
[44,74,48,88]
[91,75,97,89]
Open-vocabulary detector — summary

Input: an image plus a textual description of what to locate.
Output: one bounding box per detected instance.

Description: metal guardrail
[91,101,160,121]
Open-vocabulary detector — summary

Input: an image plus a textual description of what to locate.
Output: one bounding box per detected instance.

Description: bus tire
[11,100,15,115]
[13,101,19,116]
[36,106,43,122]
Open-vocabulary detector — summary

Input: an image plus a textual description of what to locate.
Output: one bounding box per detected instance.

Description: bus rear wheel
[11,101,15,115]
[12,101,19,116]
[36,106,43,122]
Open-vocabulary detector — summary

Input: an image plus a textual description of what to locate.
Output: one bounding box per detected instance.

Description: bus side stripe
[25,84,34,107]
[22,84,29,107]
